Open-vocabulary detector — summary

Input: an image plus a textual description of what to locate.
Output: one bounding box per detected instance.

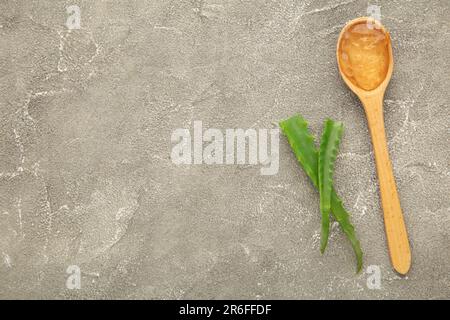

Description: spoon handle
[362,94,411,275]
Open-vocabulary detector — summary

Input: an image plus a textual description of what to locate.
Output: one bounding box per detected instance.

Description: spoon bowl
[337,17,411,275]
[337,17,394,98]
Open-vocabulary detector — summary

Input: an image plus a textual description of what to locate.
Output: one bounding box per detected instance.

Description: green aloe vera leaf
[279,115,363,273]
[330,190,363,272]
[318,119,344,253]
[279,116,319,187]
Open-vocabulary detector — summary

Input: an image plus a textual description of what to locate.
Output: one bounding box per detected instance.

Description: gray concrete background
[0,0,449,299]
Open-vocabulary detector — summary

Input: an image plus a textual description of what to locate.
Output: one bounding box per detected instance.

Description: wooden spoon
[336,17,411,274]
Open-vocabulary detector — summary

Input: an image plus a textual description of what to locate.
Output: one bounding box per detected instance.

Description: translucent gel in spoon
[339,22,390,91]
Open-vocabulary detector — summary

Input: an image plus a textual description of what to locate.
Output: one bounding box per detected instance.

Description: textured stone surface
[0,0,449,299]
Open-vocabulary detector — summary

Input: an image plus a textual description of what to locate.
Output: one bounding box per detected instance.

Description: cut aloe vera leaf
[280,115,363,272]
[330,190,363,272]
[279,116,319,187]
[318,119,344,253]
